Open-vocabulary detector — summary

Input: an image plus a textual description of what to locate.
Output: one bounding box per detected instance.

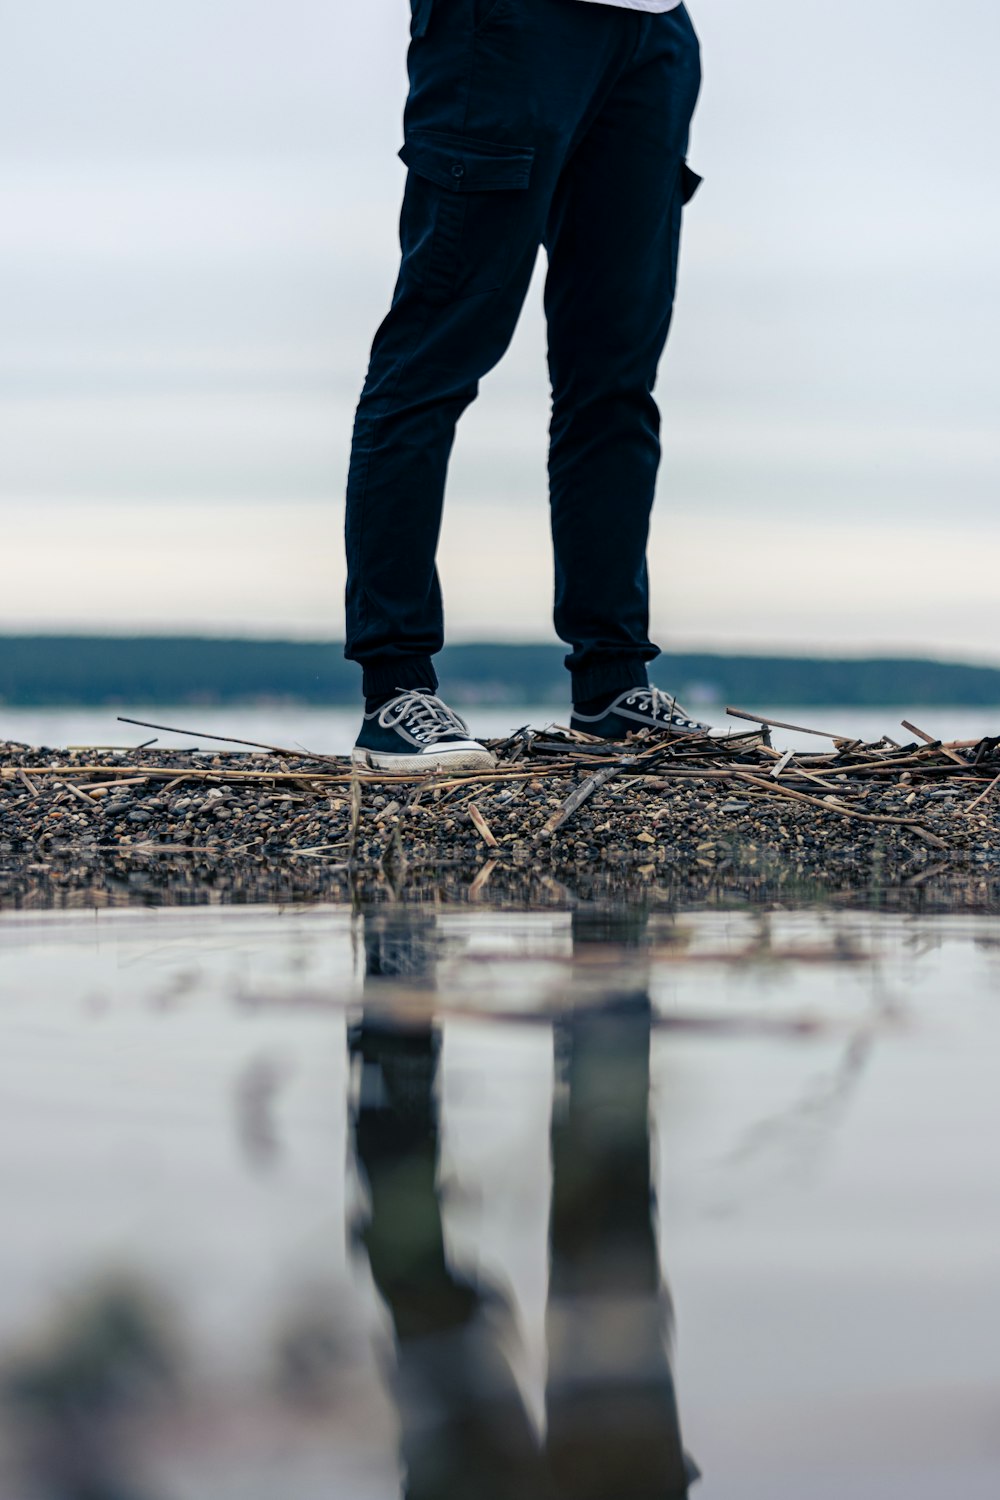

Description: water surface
[5,703,999,756]
[1,903,998,1497]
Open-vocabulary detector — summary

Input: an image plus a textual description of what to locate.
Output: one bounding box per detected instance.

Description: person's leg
[345,0,637,702]
[543,5,703,706]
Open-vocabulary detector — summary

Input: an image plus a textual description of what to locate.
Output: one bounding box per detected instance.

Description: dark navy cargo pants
[345,0,702,701]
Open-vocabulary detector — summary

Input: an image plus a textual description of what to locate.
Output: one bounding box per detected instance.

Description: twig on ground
[733,772,947,843]
[966,771,1000,815]
[117,715,338,763]
[725,707,855,740]
[468,804,499,848]
[348,766,363,865]
[543,758,635,837]
[901,720,968,768]
[62,782,101,808]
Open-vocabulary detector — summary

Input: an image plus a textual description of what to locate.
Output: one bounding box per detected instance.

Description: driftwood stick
[630,729,706,760]
[117,715,338,763]
[543,759,635,836]
[3,765,329,783]
[2,762,590,790]
[2,754,981,791]
[900,720,968,768]
[733,772,946,839]
[787,767,847,793]
[347,767,363,865]
[530,738,610,757]
[467,804,499,848]
[58,781,101,808]
[798,748,956,776]
[158,775,190,797]
[910,826,950,850]
[965,771,1000,814]
[726,707,854,740]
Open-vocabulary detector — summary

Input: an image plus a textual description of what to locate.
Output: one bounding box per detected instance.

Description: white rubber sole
[351,742,496,775]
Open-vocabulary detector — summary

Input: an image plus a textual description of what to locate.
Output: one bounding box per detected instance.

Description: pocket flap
[400,130,535,193]
[681,163,703,204]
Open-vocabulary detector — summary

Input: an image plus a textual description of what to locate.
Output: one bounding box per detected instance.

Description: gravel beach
[2,722,999,910]
[1,717,1000,912]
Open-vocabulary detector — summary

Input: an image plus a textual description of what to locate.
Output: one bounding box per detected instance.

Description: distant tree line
[1,636,999,708]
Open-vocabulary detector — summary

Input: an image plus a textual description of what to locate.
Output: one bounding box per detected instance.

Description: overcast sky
[2,0,999,660]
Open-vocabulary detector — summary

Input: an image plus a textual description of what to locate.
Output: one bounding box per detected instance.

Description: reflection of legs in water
[350,908,697,1498]
[545,910,699,1498]
[350,912,544,1500]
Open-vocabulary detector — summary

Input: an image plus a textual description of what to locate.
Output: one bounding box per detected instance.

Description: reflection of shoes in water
[363,915,437,986]
[352,689,496,773]
[571,687,711,741]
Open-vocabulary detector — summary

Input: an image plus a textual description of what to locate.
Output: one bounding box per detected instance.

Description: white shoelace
[623,687,698,727]
[378,689,471,745]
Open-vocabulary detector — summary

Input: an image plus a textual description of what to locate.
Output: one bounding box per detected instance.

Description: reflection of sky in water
[1,905,999,1496]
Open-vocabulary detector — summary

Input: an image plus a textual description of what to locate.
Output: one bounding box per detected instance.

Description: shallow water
[4,702,1000,756]
[1,903,999,1497]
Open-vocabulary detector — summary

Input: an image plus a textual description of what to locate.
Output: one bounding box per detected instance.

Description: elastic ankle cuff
[361,658,438,699]
[571,658,649,705]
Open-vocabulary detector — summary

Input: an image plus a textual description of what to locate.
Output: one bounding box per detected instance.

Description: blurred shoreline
[3,637,1000,713]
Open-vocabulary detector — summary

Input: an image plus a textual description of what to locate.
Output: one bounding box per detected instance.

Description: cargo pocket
[398,130,536,302]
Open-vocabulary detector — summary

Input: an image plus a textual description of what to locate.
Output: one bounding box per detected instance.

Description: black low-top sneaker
[570,686,711,741]
[352,688,496,773]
